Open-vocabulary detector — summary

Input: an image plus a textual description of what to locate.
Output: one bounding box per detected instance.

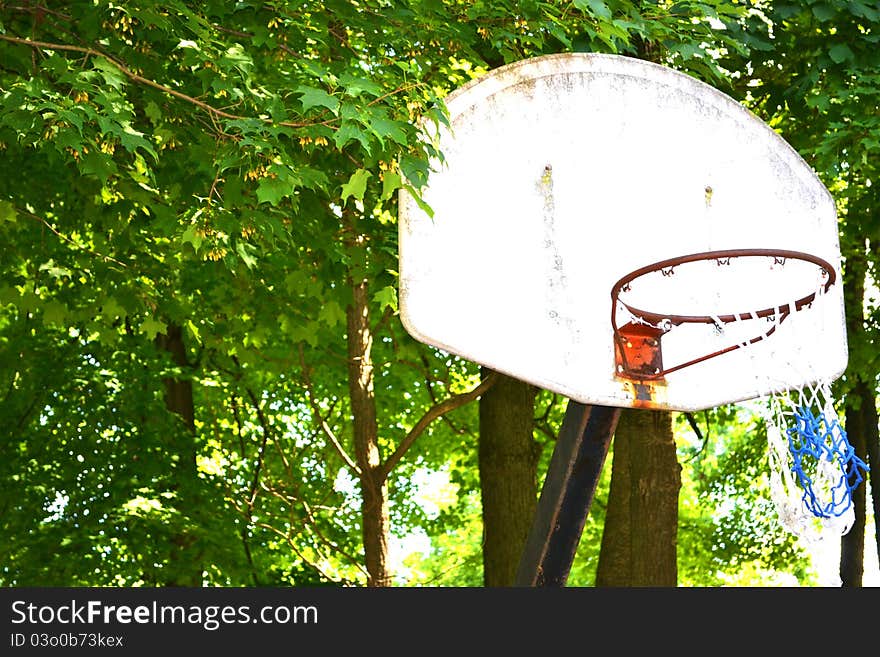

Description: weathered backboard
[398,53,847,412]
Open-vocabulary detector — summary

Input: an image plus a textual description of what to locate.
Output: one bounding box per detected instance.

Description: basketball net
[733,284,868,544]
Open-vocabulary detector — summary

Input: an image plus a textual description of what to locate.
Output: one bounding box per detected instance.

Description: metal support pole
[515,401,620,586]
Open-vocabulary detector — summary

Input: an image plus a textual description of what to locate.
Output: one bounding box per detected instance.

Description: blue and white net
[762,382,868,543]
[729,275,869,543]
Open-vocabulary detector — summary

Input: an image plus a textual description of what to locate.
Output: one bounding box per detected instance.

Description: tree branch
[19,206,128,269]
[230,394,247,463]
[211,22,304,61]
[0,34,334,129]
[244,388,271,507]
[533,392,560,443]
[683,411,710,463]
[419,354,469,437]
[298,344,360,475]
[261,483,369,578]
[4,3,73,22]
[252,519,361,585]
[367,82,420,107]
[379,371,498,478]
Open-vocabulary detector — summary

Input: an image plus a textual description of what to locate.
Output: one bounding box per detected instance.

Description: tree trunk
[155,322,201,586]
[862,386,880,568]
[478,370,539,586]
[157,323,196,435]
[841,380,870,586]
[344,215,391,587]
[840,256,875,586]
[596,409,680,586]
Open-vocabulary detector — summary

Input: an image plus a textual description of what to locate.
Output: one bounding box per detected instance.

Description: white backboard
[398,53,847,412]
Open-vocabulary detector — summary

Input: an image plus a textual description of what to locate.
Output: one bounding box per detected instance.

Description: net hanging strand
[754,284,868,542]
[714,272,866,542]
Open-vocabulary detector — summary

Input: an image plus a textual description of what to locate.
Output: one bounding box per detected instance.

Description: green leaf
[93,57,125,90]
[236,241,258,269]
[42,300,69,327]
[381,171,402,201]
[811,4,836,22]
[774,3,800,19]
[278,313,295,335]
[53,126,82,152]
[334,122,372,153]
[38,260,73,279]
[221,44,253,73]
[574,0,612,20]
[0,200,16,223]
[17,290,40,313]
[402,184,434,219]
[674,43,702,60]
[119,124,158,160]
[139,316,167,340]
[828,44,854,64]
[546,23,573,49]
[144,101,163,125]
[297,166,330,191]
[340,169,372,204]
[100,296,124,320]
[288,320,320,347]
[849,1,880,21]
[79,152,118,182]
[255,164,303,206]
[41,53,70,77]
[339,72,383,98]
[222,176,244,205]
[373,286,398,313]
[184,319,202,344]
[400,154,431,188]
[318,301,345,327]
[256,176,292,206]
[285,270,309,295]
[181,224,203,251]
[297,86,340,114]
[0,286,18,306]
[370,118,408,146]
[806,93,830,112]
[285,270,322,297]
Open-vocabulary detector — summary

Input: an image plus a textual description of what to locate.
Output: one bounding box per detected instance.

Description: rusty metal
[623,379,668,409]
[614,321,666,379]
[611,248,837,381]
[516,401,620,587]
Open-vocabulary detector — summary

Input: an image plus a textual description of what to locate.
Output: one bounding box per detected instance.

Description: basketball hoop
[610,248,868,541]
[610,249,836,381]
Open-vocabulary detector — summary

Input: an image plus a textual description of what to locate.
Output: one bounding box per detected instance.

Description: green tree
[0,0,478,586]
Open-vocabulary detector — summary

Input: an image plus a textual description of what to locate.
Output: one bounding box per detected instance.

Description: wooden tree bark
[595,409,680,586]
[478,370,539,586]
[346,271,392,587]
[860,383,880,570]
[340,207,393,588]
[155,322,202,586]
[840,255,875,587]
[842,381,870,586]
